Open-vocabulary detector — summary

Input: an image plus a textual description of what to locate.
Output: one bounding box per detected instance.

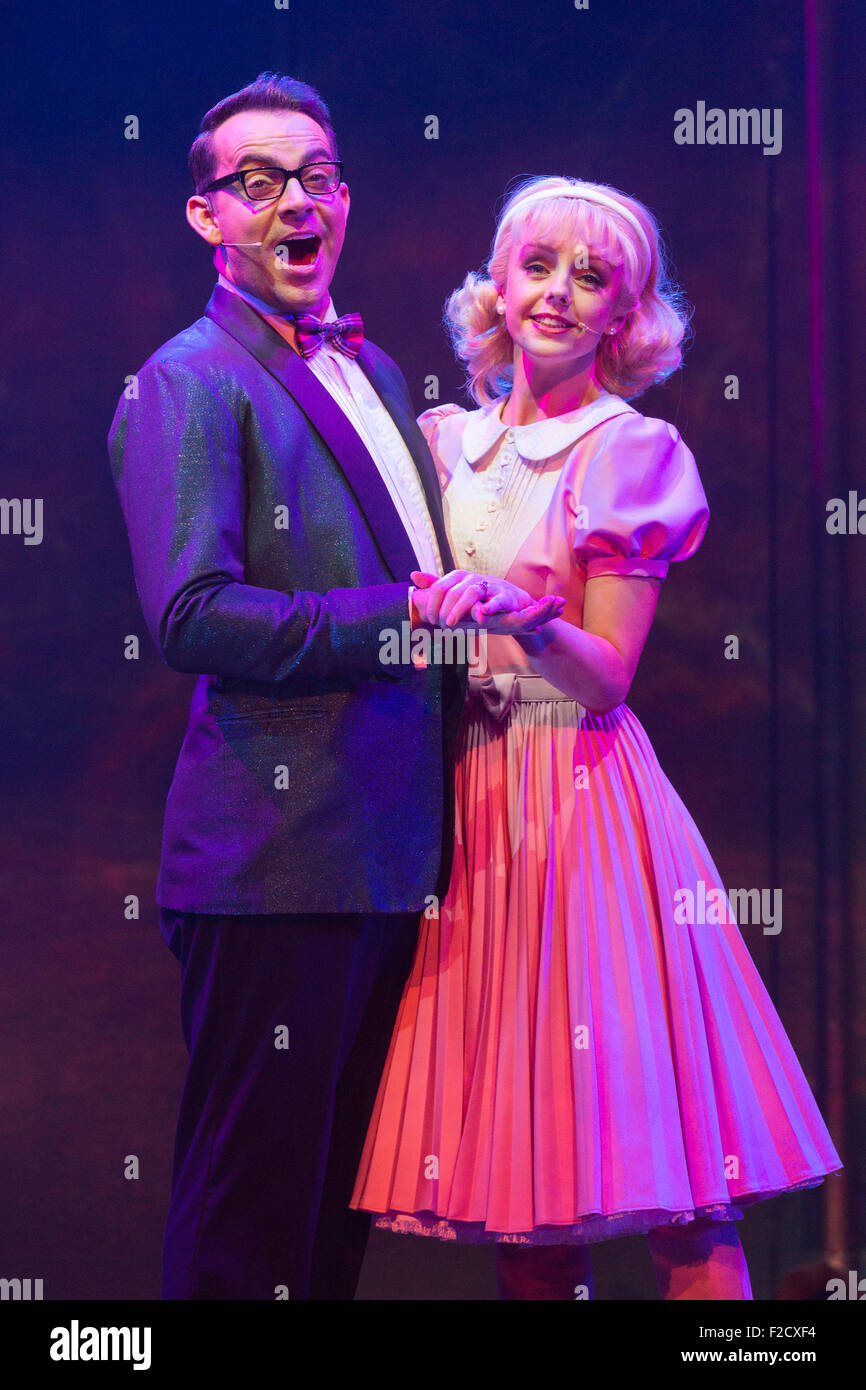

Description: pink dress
[348,390,843,1245]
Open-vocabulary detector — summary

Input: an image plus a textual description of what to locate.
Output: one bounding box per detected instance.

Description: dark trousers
[158,906,421,1300]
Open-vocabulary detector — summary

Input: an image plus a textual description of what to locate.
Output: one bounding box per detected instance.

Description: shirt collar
[216,274,337,351]
[461,389,635,463]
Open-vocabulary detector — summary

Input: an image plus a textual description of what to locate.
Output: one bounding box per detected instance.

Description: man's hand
[410,570,565,636]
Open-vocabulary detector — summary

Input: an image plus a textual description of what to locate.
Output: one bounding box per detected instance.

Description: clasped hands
[410,569,565,635]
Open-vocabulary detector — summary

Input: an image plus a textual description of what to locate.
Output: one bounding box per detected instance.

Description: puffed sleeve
[573,413,709,581]
[418,403,465,445]
[417,403,466,490]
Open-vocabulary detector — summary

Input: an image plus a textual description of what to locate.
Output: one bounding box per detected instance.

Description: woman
[348,175,842,1299]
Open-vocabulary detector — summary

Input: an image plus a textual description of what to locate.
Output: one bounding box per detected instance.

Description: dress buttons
[487,501,497,512]
[464,541,476,555]
[476,521,487,531]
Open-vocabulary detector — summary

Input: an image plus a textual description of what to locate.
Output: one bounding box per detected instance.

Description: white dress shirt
[217,274,444,626]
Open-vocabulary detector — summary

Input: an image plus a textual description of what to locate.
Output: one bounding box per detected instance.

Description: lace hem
[371,1174,832,1246]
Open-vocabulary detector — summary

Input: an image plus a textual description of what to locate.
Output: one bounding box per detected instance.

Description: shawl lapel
[203,284,454,580]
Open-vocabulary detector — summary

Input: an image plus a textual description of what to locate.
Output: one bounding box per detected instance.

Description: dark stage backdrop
[0,0,862,1303]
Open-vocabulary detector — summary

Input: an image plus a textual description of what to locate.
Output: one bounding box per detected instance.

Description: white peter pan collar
[461,389,635,463]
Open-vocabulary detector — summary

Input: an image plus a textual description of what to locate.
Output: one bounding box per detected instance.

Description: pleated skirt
[349,678,842,1244]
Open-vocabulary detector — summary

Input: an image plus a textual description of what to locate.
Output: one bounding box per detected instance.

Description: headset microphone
[221,241,264,247]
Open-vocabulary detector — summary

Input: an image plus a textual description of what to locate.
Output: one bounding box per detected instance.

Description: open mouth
[277,234,321,266]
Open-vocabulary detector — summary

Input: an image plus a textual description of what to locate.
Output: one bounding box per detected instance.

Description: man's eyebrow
[234,146,334,167]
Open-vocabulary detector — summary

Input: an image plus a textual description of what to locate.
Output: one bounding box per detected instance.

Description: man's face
[186,108,350,317]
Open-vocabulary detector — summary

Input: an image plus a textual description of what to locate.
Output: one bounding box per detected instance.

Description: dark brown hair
[188,71,339,193]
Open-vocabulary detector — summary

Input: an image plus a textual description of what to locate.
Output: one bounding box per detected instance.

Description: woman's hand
[411,570,565,635]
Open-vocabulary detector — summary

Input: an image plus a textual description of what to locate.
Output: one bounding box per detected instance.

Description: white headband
[507,184,653,287]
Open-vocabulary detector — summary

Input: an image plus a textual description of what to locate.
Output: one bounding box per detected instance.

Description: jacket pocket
[214,705,327,729]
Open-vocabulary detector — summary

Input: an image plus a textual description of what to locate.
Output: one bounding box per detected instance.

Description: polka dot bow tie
[286,312,365,360]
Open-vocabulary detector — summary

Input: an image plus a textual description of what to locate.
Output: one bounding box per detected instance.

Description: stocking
[647,1217,753,1300]
[494,1241,594,1300]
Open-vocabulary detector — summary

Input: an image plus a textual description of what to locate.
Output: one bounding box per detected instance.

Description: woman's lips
[530,315,575,333]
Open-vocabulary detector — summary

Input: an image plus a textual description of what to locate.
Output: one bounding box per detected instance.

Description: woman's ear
[606,299,632,336]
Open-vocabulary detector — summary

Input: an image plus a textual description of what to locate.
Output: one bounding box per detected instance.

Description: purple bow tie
[286,312,365,360]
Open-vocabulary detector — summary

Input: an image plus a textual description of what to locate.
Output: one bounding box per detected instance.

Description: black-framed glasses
[201,161,344,201]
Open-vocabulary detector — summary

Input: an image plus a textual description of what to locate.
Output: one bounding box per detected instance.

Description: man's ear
[186,194,222,247]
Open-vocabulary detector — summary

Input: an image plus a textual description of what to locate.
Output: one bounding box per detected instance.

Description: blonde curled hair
[444,175,692,404]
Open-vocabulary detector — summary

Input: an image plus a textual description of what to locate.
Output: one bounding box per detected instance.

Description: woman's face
[497,229,624,376]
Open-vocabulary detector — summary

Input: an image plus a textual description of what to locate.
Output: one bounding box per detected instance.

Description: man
[107,72,558,1301]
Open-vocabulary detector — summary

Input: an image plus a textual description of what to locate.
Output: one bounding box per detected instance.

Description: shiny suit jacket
[107,283,468,914]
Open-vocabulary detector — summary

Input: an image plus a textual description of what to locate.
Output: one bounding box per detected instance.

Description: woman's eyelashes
[523,259,603,287]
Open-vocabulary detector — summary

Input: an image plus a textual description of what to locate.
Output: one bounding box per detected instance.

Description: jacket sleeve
[107,356,412,683]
